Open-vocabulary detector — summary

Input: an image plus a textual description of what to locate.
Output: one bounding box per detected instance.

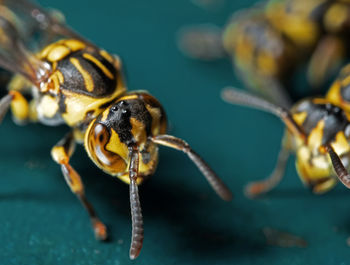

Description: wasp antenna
[151,135,233,201]
[221,87,286,116]
[221,87,306,141]
[0,93,13,124]
[325,144,350,189]
[128,148,144,260]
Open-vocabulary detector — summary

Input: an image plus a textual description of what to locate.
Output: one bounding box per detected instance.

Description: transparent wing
[1,0,90,50]
[0,6,48,85]
[0,0,92,86]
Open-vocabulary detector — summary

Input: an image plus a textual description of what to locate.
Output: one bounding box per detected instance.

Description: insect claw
[92,219,108,241]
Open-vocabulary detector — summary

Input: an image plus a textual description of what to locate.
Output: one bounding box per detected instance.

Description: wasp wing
[0,0,92,86]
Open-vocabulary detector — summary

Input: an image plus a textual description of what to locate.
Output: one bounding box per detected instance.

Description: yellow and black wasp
[221,77,350,197]
[178,0,350,106]
[0,0,232,260]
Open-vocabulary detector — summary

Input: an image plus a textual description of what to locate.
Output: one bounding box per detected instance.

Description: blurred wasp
[221,77,350,197]
[0,0,232,260]
[178,0,350,107]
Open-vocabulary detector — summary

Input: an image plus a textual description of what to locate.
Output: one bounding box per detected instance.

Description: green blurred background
[1,0,350,264]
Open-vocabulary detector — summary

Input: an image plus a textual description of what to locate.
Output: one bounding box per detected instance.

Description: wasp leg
[0,91,29,124]
[51,132,107,241]
[245,141,290,198]
[307,36,345,88]
[128,147,144,260]
[150,135,233,201]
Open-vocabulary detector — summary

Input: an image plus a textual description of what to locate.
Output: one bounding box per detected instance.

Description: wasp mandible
[0,0,232,259]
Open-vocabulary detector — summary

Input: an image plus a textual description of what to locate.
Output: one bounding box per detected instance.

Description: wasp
[178,0,350,106]
[221,83,350,197]
[0,0,232,259]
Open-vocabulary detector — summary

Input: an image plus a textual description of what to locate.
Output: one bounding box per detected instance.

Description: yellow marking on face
[85,122,128,176]
[99,109,110,122]
[296,152,332,182]
[83,53,114,79]
[308,120,324,151]
[293,112,308,126]
[47,45,71,62]
[100,50,114,64]
[105,130,129,163]
[145,104,161,136]
[69,57,94,92]
[331,131,350,156]
[38,95,59,118]
[130,117,147,147]
[312,155,330,170]
[117,172,145,185]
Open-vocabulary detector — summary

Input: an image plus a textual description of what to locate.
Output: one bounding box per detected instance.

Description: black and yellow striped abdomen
[84,92,167,185]
[290,98,350,192]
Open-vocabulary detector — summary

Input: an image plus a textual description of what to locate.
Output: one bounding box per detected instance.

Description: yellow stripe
[56,70,65,83]
[100,50,114,64]
[69,57,94,92]
[83,53,114,79]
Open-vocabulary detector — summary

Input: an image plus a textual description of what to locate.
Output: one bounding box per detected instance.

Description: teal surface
[2,0,350,264]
